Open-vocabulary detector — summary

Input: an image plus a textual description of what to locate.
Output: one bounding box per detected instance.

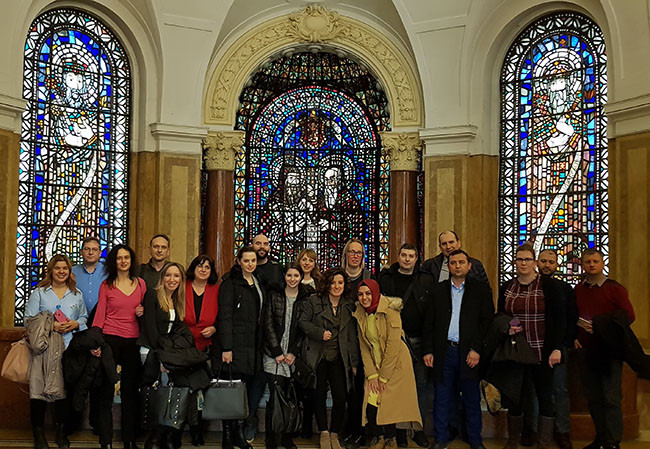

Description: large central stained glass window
[498,12,608,285]
[15,9,130,325]
[235,52,390,271]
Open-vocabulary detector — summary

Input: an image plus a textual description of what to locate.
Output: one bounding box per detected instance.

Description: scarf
[358,278,381,314]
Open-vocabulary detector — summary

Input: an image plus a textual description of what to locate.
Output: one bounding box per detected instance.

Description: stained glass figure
[16,9,130,325]
[234,52,390,271]
[499,12,608,285]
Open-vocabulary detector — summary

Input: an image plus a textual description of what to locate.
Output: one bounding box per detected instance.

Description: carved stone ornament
[205,6,422,128]
[202,131,245,171]
[288,5,341,43]
[381,132,422,172]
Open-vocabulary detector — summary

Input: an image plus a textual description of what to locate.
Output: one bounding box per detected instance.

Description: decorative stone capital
[202,131,245,171]
[381,132,422,172]
[288,5,341,43]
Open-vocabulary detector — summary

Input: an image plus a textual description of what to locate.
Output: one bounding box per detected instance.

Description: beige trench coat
[353,296,422,427]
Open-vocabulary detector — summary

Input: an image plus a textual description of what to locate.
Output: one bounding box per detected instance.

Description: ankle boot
[537,416,555,449]
[222,420,235,449]
[319,431,330,449]
[190,424,205,446]
[32,426,50,449]
[503,414,523,449]
[233,420,253,449]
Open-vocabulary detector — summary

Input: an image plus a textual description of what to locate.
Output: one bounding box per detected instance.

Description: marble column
[202,131,245,277]
[381,132,422,261]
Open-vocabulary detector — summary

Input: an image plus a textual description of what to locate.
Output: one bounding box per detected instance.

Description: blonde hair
[296,248,322,282]
[341,238,365,271]
[37,254,77,292]
[155,262,186,321]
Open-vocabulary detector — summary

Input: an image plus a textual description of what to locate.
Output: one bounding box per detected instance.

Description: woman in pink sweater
[92,244,146,449]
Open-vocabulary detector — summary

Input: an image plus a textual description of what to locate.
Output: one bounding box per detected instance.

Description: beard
[256,249,268,260]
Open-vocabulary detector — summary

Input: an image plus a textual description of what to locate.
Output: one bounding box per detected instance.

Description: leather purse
[292,356,316,390]
[141,379,191,430]
[1,338,32,384]
[269,370,302,433]
[492,333,539,365]
[202,365,249,420]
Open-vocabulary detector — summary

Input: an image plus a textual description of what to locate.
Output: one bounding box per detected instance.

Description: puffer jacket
[262,283,314,358]
[26,311,66,401]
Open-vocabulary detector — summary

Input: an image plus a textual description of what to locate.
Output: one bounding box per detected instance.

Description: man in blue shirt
[423,249,494,449]
[72,236,107,321]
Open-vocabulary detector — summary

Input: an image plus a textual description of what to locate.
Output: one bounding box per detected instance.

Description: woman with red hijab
[185,255,219,446]
[352,279,421,449]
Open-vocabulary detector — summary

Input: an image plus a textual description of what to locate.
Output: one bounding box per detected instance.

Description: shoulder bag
[1,338,32,384]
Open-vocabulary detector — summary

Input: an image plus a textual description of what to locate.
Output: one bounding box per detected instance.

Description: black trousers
[297,383,315,435]
[365,404,396,440]
[343,362,365,438]
[315,358,347,433]
[503,363,555,417]
[96,335,141,445]
[30,398,67,427]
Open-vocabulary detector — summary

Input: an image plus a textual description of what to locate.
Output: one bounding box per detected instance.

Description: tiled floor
[0,430,649,449]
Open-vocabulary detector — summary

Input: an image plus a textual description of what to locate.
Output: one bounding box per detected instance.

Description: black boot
[233,420,253,449]
[55,423,70,448]
[145,427,164,449]
[223,420,235,449]
[265,431,278,449]
[537,416,555,449]
[170,428,183,449]
[504,414,524,449]
[32,426,50,449]
[190,424,205,446]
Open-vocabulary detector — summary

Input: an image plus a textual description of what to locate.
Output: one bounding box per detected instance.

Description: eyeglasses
[515,257,534,263]
[348,251,363,256]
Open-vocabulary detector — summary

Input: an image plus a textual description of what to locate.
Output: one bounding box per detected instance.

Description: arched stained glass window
[499,12,608,284]
[234,52,390,270]
[15,9,130,325]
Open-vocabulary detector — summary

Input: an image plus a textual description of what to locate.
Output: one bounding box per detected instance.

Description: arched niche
[203,5,424,129]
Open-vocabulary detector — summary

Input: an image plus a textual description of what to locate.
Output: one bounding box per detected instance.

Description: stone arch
[203,5,424,128]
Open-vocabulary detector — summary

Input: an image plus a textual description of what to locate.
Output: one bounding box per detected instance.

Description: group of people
[23,230,634,449]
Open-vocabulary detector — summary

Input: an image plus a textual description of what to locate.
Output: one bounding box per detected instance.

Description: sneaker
[412,431,429,448]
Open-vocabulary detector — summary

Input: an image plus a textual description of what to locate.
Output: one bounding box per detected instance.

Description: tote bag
[141,380,191,430]
[1,338,32,384]
[202,365,249,420]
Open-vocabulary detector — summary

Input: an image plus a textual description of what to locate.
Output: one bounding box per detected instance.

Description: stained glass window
[15,9,130,325]
[234,52,390,271]
[499,12,608,285]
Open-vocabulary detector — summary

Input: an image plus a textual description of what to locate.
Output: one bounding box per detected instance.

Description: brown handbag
[1,338,32,384]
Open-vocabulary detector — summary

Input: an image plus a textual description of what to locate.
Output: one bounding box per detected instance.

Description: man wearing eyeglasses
[72,236,107,320]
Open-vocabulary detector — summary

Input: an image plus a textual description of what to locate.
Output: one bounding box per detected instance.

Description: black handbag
[292,356,316,389]
[141,379,191,430]
[202,365,249,420]
[269,369,303,434]
[492,332,540,365]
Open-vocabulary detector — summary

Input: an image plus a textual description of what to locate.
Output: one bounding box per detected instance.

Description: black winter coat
[138,290,210,390]
[422,278,495,381]
[298,294,360,390]
[497,275,566,360]
[377,263,436,338]
[217,265,265,375]
[262,283,314,358]
[63,327,118,412]
[422,253,491,294]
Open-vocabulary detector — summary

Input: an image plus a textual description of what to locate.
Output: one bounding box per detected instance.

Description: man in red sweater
[574,248,634,449]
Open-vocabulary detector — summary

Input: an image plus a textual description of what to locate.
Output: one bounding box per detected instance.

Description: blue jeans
[410,338,433,430]
[433,345,482,446]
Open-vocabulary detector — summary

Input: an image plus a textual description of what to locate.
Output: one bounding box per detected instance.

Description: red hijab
[358,278,381,314]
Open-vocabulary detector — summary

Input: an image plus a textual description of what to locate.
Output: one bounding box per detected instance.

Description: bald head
[252,234,270,262]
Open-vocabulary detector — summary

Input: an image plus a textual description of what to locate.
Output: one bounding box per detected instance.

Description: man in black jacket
[252,233,284,288]
[378,243,435,448]
[421,231,490,292]
[423,249,494,449]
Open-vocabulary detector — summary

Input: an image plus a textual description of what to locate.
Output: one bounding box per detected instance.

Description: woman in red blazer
[185,254,219,446]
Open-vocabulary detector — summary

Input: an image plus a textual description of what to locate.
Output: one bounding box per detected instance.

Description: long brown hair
[37,254,78,292]
[155,262,186,321]
[296,248,322,282]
